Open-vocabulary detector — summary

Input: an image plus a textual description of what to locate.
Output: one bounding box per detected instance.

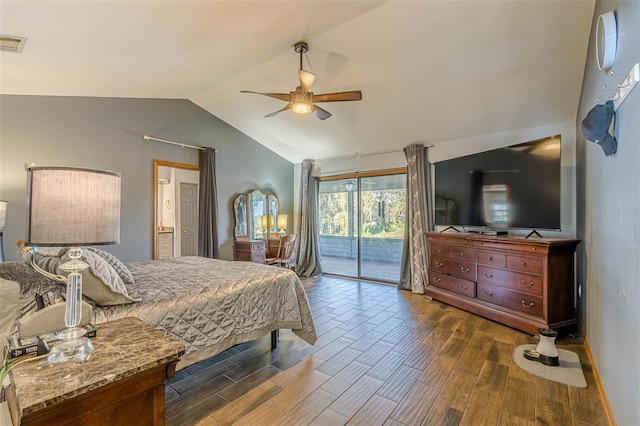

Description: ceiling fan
[241,41,362,120]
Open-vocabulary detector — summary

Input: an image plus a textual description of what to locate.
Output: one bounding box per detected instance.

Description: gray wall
[0,95,294,262]
[576,2,639,424]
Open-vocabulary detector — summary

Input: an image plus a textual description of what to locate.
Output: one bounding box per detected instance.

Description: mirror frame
[233,190,280,242]
[233,194,248,239]
[153,159,199,259]
[247,189,268,240]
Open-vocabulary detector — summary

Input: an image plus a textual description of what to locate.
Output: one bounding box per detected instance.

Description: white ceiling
[0,1,595,164]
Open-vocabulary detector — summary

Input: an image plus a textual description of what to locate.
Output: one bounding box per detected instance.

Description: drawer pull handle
[460,267,470,273]
[484,273,493,278]
[435,262,444,268]
[520,280,534,288]
[437,249,442,253]
[521,261,527,267]
[483,290,493,296]
[433,277,441,283]
[488,256,493,261]
[459,252,465,257]
[458,284,468,290]
[521,300,535,308]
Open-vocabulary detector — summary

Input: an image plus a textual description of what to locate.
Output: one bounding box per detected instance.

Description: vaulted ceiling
[0,1,594,163]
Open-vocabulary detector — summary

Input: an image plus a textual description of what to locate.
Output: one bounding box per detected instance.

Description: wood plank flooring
[165,276,610,426]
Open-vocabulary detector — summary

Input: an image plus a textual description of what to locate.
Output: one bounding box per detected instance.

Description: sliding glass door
[318,171,406,283]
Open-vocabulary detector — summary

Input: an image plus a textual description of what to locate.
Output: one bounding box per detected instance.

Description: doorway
[318,170,406,283]
[153,160,199,259]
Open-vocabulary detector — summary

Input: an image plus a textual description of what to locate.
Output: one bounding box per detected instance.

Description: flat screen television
[434,135,561,232]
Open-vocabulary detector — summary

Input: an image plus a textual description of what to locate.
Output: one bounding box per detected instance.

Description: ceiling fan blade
[265,103,292,118]
[241,90,290,102]
[311,104,332,120]
[298,70,315,95]
[313,91,362,103]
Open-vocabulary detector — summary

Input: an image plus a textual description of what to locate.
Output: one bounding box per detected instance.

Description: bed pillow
[85,247,135,284]
[0,278,20,366]
[59,249,140,306]
[23,248,139,306]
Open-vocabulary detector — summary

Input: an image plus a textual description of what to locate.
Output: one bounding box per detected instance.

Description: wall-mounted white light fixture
[596,11,617,71]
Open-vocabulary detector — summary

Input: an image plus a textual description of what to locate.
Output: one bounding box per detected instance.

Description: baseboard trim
[583,336,616,425]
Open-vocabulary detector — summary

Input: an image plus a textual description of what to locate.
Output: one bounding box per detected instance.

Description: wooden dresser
[425,232,580,335]
[234,240,266,263]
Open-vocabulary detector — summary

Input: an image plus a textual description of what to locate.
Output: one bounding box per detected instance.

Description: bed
[0,256,317,370]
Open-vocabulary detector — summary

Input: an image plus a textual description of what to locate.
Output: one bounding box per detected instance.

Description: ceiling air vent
[0,35,27,53]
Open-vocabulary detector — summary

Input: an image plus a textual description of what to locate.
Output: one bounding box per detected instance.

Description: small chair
[266,234,297,269]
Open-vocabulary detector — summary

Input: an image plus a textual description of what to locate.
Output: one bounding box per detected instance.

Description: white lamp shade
[0,200,6,229]
[26,166,121,246]
[277,214,288,230]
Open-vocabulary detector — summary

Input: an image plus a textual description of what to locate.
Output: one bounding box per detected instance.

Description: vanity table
[233,190,284,263]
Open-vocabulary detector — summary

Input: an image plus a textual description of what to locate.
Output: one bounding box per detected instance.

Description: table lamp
[260,215,275,238]
[0,200,6,262]
[277,214,287,235]
[25,166,121,363]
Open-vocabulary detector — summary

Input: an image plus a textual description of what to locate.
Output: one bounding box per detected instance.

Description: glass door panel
[318,179,358,277]
[359,175,406,282]
[319,172,406,283]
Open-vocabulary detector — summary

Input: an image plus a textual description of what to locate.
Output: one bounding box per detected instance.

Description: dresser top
[9,317,185,417]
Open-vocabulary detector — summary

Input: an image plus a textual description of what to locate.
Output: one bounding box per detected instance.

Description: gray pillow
[23,247,140,306]
[85,247,135,284]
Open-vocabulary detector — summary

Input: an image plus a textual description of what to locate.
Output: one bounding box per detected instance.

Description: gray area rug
[514,344,587,388]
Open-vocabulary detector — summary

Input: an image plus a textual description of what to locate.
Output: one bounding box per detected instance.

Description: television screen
[434,135,561,231]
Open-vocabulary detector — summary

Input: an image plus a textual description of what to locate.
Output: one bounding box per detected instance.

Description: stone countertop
[9,317,185,417]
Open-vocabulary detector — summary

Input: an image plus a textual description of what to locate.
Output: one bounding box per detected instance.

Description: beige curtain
[398,144,433,293]
[296,160,323,277]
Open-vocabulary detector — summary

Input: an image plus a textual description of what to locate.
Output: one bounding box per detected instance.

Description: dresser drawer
[429,272,475,297]
[430,244,451,258]
[431,257,477,281]
[507,255,543,274]
[477,266,543,296]
[234,240,266,263]
[477,282,543,317]
[449,246,476,262]
[477,250,506,268]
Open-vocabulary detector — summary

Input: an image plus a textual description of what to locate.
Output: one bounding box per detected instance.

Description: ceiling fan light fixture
[292,102,312,114]
[241,40,361,120]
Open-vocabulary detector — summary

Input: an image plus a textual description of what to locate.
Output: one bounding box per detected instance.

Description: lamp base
[47,327,94,364]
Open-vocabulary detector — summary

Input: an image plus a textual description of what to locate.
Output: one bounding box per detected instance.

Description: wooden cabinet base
[234,240,266,263]
[9,362,176,426]
[425,232,580,336]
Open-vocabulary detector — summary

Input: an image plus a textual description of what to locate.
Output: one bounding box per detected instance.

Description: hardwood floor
[165,276,610,426]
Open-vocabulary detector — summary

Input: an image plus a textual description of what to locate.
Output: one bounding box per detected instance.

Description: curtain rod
[143,135,217,152]
[314,143,434,162]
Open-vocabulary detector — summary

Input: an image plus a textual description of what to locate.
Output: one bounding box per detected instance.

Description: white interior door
[180,182,198,256]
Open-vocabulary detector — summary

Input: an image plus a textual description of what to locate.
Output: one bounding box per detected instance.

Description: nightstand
[6,317,184,425]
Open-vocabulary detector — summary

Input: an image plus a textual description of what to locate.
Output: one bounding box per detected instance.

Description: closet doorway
[318,169,406,283]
